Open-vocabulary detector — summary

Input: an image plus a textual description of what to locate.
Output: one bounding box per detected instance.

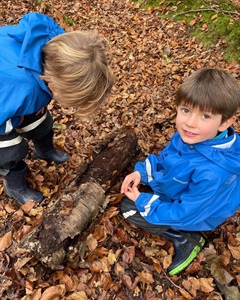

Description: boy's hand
[120,171,141,194]
[36,107,45,116]
[124,186,140,202]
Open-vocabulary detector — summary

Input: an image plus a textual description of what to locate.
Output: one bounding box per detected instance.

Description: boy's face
[176,104,235,144]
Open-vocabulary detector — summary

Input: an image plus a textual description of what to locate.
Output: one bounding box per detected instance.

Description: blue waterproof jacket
[0,13,65,134]
[134,127,240,231]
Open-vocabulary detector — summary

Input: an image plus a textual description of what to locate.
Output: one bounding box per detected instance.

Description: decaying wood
[19,181,105,269]
[18,130,138,269]
[77,129,139,189]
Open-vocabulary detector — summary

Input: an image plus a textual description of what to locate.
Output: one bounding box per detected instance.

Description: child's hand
[124,186,140,202]
[120,171,141,194]
[36,107,45,115]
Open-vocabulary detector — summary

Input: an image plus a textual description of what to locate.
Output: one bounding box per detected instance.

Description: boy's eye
[182,108,189,113]
[202,114,211,119]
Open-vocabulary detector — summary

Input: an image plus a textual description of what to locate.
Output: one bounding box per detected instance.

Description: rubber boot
[3,162,43,205]
[33,131,69,164]
[161,228,205,275]
[33,149,70,164]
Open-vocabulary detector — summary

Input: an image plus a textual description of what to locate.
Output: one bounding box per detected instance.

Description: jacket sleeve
[134,167,237,230]
[134,151,166,186]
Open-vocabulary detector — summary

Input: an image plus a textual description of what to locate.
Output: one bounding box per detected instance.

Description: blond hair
[40,30,114,116]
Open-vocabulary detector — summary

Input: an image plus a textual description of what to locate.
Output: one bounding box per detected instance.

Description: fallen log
[18,130,138,269]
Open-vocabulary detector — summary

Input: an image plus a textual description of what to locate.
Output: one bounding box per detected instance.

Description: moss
[135,0,240,63]
[63,15,75,26]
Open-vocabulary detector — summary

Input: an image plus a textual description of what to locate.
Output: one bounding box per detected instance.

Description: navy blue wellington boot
[3,162,43,205]
[33,148,70,164]
[33,131,69,164]
[161,228,205,275]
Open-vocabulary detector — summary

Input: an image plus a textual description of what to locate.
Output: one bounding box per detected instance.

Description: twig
[160,8,240,30]
[154,266,193,298]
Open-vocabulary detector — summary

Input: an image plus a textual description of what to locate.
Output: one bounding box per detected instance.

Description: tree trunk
[18,130,138,269]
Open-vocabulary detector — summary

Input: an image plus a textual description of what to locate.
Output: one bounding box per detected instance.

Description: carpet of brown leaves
[0,0,240,299]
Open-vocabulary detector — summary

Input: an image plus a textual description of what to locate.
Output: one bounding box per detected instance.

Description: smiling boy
[120,68,240,275]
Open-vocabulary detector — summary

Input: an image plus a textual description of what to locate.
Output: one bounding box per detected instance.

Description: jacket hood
[7,12,65,73]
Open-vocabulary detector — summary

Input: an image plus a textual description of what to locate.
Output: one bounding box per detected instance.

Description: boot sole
[168,236,205,276]
[3,182,13,198]
[33,154,69,164]
[3,185,23,206]
[4,189,13,198]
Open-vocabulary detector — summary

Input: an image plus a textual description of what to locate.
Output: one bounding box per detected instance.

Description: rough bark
[18,130,138,269]
[75,129,138,189]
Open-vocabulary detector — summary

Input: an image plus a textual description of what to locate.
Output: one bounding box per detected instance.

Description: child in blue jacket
[0,12,113,205]
[120,68,240,275]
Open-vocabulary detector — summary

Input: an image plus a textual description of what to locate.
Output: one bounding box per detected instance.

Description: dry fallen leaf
[0,0,239,299]
[0,231,12,251]
[137,271,155,284]
[40,284,66,300]
[211,262,235,285]
[228,244,240,260]
[66,291,88,300]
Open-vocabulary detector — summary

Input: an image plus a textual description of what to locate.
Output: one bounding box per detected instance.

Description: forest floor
[0,0,240,299]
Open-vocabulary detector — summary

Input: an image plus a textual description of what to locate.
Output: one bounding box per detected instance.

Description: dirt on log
[18,130,138,269]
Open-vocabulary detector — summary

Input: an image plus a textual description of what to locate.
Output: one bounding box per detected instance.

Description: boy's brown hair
[40,30,114,116]
[175,68,240,123]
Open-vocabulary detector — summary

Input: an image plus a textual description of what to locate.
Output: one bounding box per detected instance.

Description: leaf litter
[0,0,240,299]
